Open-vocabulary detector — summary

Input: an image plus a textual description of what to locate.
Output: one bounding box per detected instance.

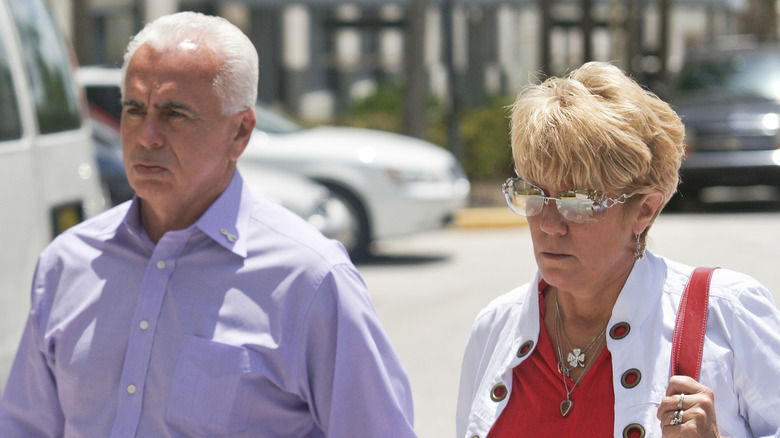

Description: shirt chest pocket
[165,335,251,437]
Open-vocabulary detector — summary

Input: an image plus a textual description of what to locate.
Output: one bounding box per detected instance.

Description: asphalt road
[357,209,780,438]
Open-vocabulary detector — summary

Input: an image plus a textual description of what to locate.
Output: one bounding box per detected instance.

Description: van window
[0,30,22,141]
[6,0,81,134]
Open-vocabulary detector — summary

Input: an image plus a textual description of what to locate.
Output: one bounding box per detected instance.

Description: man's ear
[634,191,664,235]
[228,108,256,161]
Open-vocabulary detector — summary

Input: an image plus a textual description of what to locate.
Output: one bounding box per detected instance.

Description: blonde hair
[510,62,685,205]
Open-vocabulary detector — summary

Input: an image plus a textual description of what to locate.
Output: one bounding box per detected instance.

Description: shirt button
[610,322,631,340]
[490,383,508,402]
[157,260,166,269]
[517,340,534,358]
[127,384,137,394]
[621,368,642,389]
[139,320,149,330]
[623,423,645,438]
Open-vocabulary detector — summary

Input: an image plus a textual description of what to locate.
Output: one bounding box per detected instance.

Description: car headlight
[762,113,779,134]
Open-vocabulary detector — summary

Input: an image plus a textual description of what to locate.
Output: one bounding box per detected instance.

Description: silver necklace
[555,293,608,368]
[554,292,608,417]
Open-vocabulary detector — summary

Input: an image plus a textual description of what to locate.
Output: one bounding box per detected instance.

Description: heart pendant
[560,399,573,417]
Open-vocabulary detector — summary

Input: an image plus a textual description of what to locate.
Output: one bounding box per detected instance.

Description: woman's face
[526,183,639,294]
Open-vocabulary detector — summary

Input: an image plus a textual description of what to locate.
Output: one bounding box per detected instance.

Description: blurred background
[52,0,780,190]
[2,1,779,435]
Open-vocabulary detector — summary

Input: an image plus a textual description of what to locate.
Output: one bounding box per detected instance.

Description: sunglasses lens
[556,190,606,224]
[503,179,623,223]
[504,179,545,217]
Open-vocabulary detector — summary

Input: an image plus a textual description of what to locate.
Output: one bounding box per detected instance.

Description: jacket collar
[610,251,666,330]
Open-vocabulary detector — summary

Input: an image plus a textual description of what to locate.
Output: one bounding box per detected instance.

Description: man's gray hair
[121,11,258,115]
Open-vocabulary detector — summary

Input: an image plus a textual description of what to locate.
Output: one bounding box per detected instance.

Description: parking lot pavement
[360,227,536,438]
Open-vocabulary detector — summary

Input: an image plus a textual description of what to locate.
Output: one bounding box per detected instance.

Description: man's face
[121,42,247,215]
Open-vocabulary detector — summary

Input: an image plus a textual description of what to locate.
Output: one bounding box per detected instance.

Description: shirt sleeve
[724,274,780,438]
[0,257,65,437]
[296,264,417,437]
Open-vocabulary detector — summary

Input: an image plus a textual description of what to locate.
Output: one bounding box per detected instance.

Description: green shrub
[340,85,406,133]
[458,97,515,181]
[338,85,515,182]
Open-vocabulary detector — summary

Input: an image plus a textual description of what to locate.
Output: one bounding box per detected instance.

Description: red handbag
[671,267,719,380]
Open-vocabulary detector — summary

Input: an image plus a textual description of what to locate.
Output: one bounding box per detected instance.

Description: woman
[456,62,780,438]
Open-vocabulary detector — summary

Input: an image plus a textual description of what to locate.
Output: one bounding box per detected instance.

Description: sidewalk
[453,207,527,228]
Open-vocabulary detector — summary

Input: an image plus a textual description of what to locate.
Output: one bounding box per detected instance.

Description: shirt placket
[109,231,190,438]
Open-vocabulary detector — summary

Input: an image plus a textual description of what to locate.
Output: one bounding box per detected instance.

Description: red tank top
[487,291,615,438]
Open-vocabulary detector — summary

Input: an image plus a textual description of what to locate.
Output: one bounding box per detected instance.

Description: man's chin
[129,180,173,202]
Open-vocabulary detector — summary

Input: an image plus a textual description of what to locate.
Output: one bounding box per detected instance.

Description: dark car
[667,42,780,205]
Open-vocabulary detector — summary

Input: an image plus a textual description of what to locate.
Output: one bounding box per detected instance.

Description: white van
[0,0,105,389]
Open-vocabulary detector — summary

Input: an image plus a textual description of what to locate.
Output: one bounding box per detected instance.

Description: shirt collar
[194,171,251,258]
[121,198,154,251]
[120,171,251,257]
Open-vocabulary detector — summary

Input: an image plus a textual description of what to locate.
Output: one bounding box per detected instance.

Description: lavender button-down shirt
[0,172,416,437]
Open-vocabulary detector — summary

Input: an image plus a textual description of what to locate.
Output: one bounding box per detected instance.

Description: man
[0,12,416,437]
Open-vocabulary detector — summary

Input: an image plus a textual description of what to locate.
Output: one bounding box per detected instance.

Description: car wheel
[322,184,371,260]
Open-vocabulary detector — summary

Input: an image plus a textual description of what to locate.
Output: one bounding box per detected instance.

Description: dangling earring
[633,234,645,260]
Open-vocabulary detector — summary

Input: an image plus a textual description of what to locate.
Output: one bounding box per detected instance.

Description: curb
[452,207,528,229]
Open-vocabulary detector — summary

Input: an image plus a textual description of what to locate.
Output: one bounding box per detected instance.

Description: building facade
[52,0,776,121]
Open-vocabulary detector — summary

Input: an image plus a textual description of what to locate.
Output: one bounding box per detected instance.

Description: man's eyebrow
[120,99,198,116]
[156,101,196,115]
[121,99,145,108]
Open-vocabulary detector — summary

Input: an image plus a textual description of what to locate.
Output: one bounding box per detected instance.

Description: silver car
[244,106,471,258]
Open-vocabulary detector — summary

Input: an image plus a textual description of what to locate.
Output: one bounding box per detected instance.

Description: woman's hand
[657,375,725,437]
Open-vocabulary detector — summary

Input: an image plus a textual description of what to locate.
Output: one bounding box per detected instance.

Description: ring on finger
[677,393,685,410]
[670,409,684,426]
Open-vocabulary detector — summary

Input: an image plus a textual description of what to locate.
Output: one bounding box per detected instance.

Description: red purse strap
[671,267,718,380]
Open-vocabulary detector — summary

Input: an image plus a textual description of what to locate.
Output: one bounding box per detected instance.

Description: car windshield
[254,105,301,134]
[671,50,780,101]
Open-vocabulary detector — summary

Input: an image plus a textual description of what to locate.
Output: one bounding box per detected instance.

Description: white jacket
[457,252,780,438]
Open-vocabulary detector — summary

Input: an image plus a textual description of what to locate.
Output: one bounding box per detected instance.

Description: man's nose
[137,113,164,149]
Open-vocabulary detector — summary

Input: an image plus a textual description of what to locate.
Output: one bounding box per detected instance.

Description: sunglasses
[502,177,634,224]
